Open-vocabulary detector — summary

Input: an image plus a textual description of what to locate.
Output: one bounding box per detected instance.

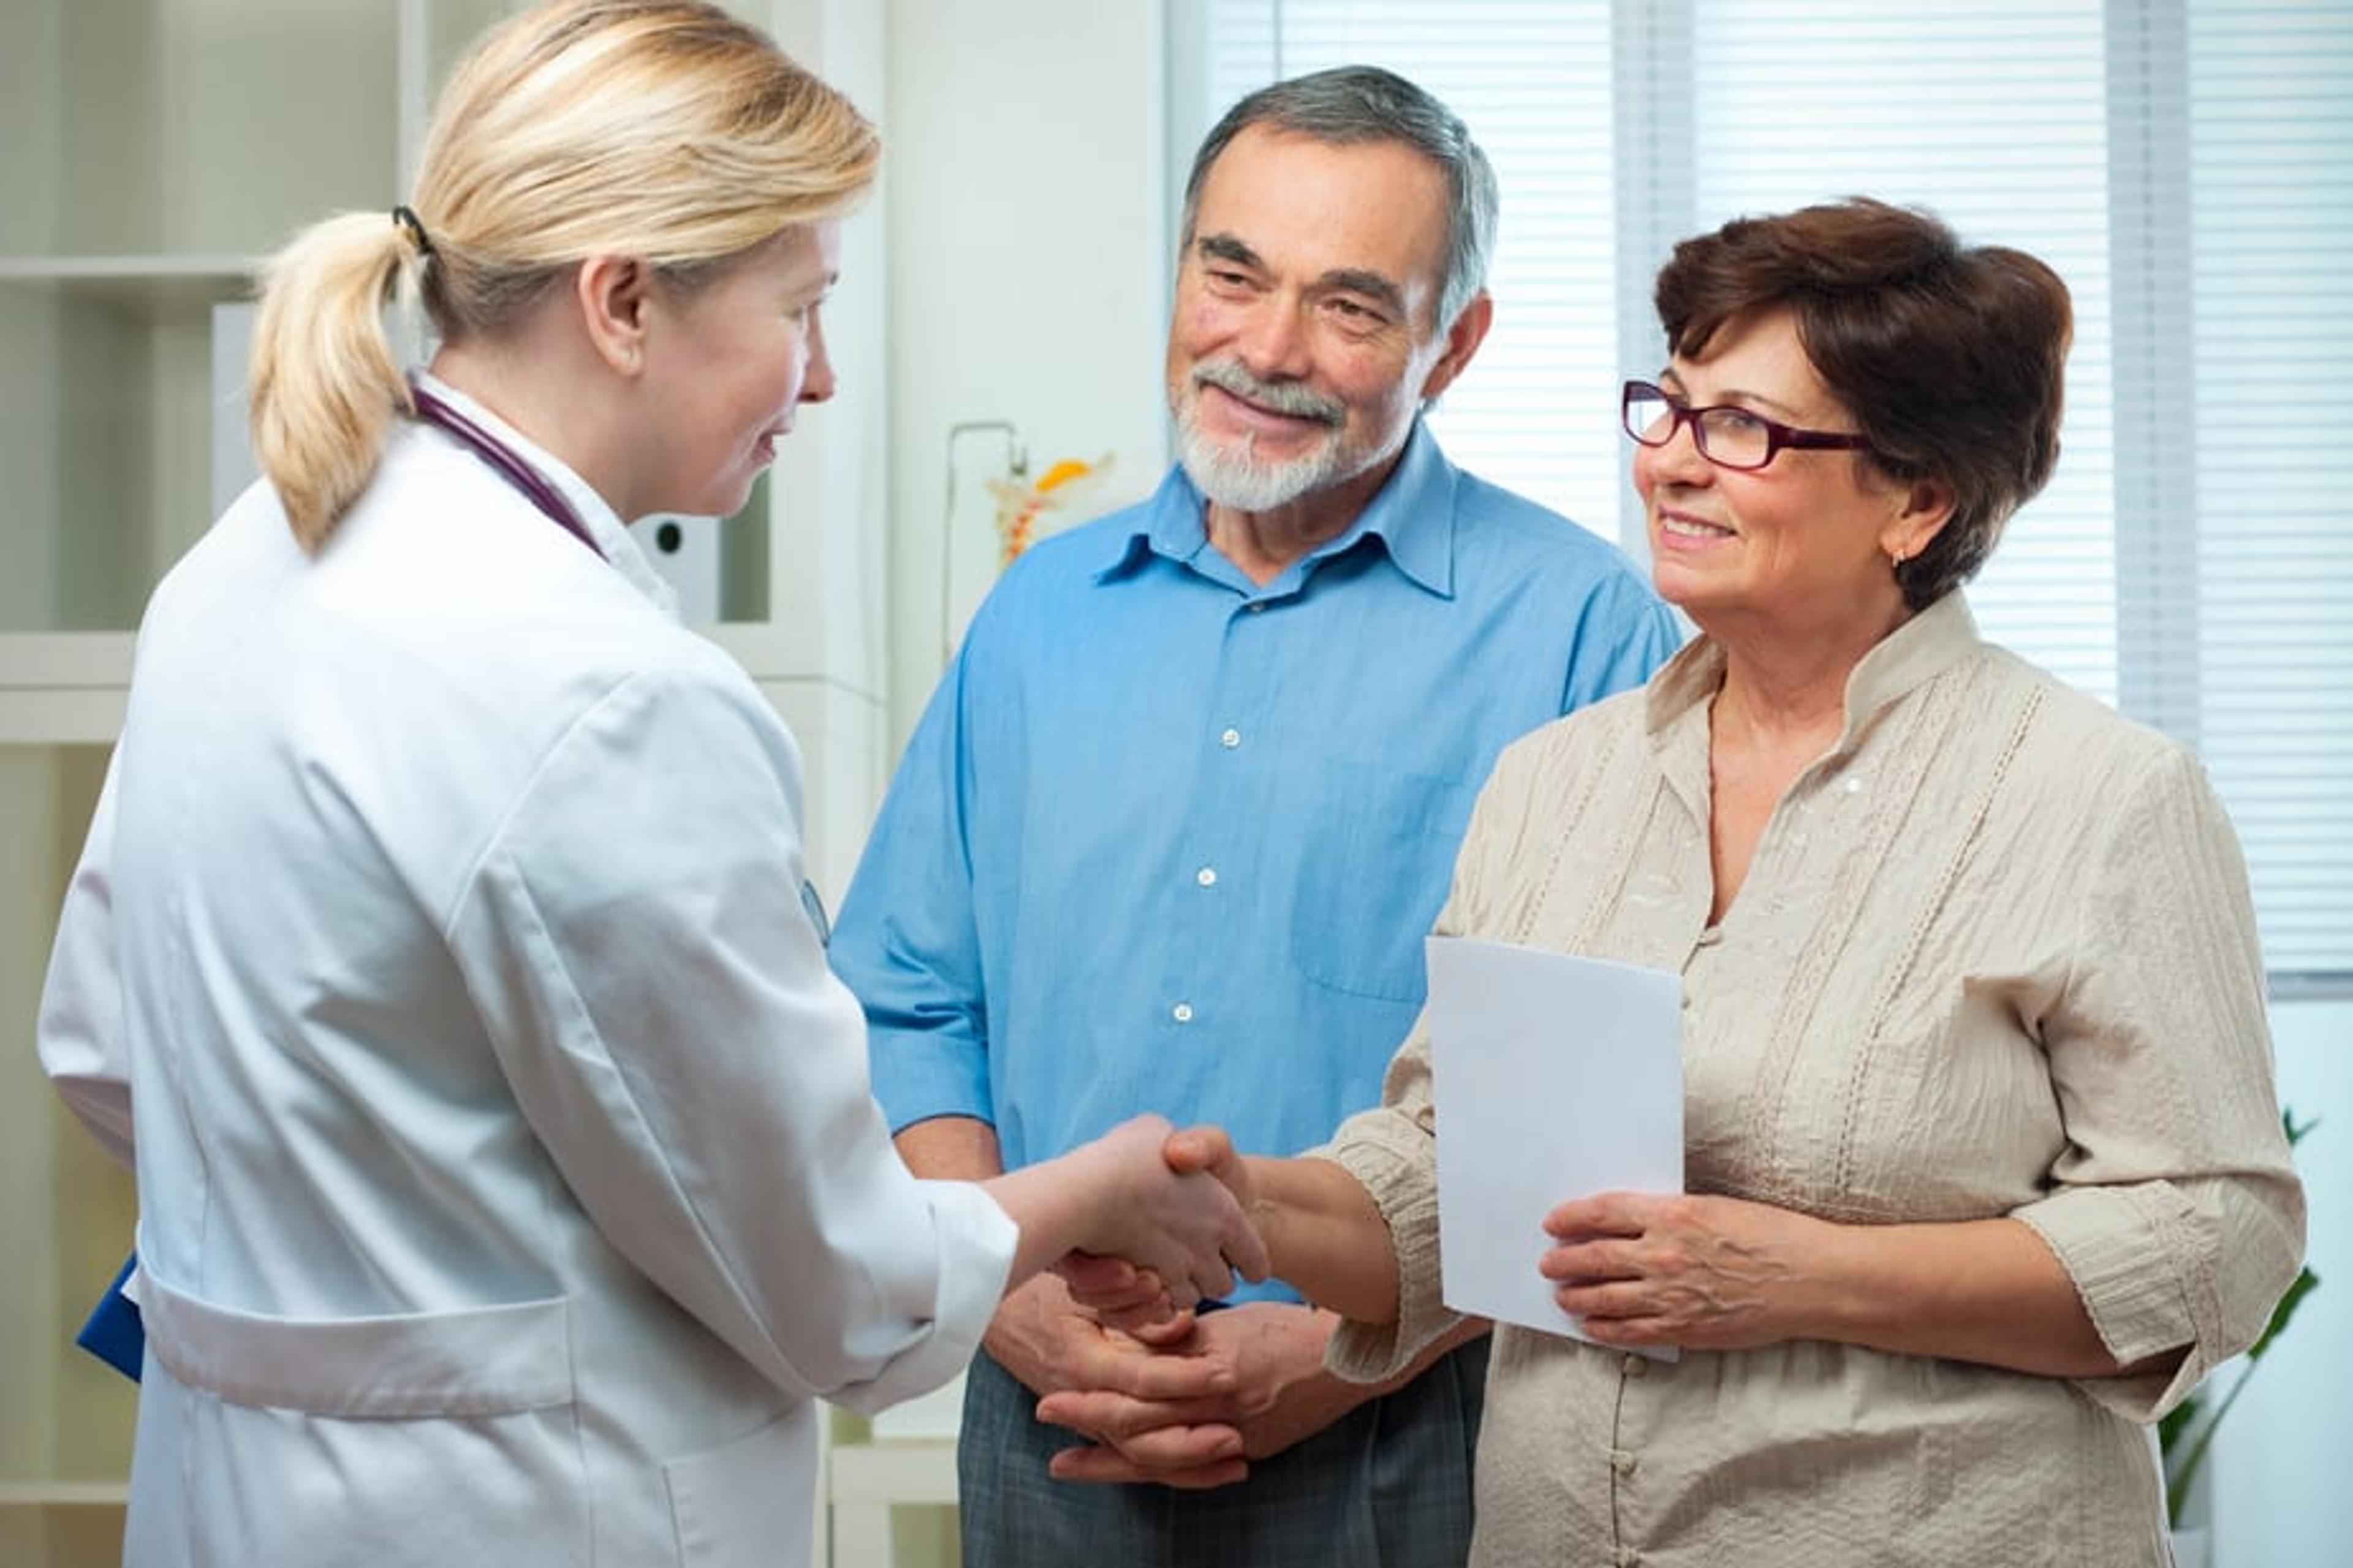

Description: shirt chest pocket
[1289,761,1476,1003]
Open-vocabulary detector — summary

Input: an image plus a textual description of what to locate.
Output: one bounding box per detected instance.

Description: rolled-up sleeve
[2013,744,2305,1422]
[1315,1018,1458,1383]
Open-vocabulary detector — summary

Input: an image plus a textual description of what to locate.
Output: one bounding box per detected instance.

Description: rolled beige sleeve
[1311,1018,1461,1382]
[2015,743,2305,1422]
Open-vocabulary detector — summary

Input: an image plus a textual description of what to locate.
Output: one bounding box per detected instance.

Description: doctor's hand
[1061,1122,1266,1325]
[1540,1189,1832,1352]
[1052,1114,1270,1313]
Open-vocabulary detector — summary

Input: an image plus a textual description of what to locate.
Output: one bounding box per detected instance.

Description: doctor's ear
[576,254,650,376]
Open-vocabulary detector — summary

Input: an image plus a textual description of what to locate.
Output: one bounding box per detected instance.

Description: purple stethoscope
[409,382,607,561]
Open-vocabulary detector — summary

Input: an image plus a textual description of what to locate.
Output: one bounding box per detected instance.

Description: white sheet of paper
[1427,934,1684,1355]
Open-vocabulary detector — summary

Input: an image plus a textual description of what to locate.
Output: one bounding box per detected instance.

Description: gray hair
[1180,65,1498,335]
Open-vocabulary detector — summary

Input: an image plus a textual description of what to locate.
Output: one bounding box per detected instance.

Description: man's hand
[987,1272,1235,1405]
[1033,1301,1373,1489]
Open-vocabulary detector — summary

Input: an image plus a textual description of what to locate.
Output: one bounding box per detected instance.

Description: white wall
[879,0,1174,757]
[756,0,894,900]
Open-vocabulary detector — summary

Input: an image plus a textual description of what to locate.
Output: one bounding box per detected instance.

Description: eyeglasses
[1621,379,1874,472]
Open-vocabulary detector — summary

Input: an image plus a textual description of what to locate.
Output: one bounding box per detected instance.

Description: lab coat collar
[411,373,682,620]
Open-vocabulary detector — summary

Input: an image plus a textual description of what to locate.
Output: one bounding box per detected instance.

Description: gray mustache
[1191,361,1345,427]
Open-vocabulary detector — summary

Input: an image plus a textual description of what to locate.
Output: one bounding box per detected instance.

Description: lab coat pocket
[663,1404,816,1567]
[138,1270,575,1417]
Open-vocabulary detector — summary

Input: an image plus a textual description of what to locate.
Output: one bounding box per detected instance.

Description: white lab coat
[38,385,1015,1567]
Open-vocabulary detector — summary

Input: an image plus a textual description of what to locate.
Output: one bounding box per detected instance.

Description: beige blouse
[1321,594,2306,1567]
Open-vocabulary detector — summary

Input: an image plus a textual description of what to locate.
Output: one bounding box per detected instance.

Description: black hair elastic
[391,205,436,260]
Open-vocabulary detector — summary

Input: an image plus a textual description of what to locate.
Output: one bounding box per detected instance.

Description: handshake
[995,1115,1271,1324]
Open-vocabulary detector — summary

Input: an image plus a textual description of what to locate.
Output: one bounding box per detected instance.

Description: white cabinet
[0,4,891,1562]
[0,746,135,1568]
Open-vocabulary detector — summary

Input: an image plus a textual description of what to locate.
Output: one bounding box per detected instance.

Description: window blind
[1184,0,2350,985]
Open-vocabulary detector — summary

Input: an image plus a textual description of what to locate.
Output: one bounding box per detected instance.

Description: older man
[830,66,1682,1566]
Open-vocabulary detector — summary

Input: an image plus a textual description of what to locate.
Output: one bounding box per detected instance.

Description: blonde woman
[37,5,1260,1564]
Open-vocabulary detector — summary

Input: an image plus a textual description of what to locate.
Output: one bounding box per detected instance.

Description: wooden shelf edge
[0,1482,130,1507]
[0,255,256,281]
[0,256,259,312]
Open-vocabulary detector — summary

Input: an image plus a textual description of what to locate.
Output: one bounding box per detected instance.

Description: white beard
[1174,419,1353,512]
[1172,363,1353,512]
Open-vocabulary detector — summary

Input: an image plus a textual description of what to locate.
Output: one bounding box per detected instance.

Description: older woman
[1155,199,2306,1565]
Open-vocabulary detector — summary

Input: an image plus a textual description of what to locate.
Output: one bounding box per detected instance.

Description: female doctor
[36,4,1262,1565]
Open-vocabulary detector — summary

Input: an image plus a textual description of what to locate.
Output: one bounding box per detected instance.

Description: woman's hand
[1539,1190,1833,1352]
[1162,1123,1256,1210]
[1544,1195,2159,1377]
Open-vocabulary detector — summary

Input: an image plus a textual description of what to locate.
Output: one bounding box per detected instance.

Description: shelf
[0,258,256,314]
[0,1485,131,1509]
[827,1437,960,1568]
[0,745,138,1510]
[0,628,855,747]
[0,275,240,632]
[0,635,133,745]
[0,1,401,261]
[0,634,136,688]
[0,1498,125,1568]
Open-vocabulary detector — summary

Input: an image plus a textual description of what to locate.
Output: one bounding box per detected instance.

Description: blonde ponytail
[248,211,425,550]
[245,1,876,551]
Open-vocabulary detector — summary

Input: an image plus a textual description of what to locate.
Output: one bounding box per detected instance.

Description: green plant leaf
[2158,1392,2201,1457]
[2246,1265,2319,1364]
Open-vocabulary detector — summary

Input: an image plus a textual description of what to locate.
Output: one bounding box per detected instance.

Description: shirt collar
[1646,590,1983,747]
[1095,420,1457,598]
[411,372,681,619]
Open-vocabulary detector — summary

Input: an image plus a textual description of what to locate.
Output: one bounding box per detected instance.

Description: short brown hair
[1653,197,2072,610]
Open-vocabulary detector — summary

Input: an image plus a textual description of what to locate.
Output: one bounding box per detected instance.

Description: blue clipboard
[76,1250,145,1382]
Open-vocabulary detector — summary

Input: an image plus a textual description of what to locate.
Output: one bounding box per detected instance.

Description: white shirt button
[1171,1002,1195,1024]
[1246,601,1267,613]
[1220,727,1241,749]
[1195,866,1218,887]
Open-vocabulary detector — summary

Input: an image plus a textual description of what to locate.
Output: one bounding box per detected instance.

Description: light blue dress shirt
[834,424,1681,1300]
